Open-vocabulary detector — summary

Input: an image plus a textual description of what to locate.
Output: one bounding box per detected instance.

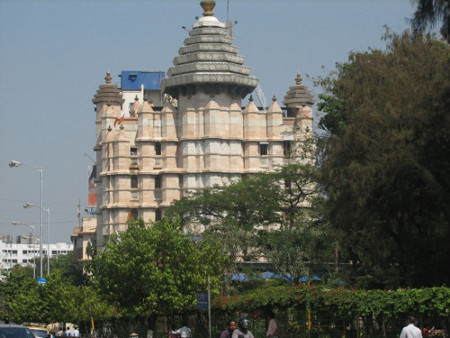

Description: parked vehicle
[27,326,50,338]
[0,323,35,337]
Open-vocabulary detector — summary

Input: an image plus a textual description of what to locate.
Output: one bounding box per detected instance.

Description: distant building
[91,1,314,248]
[71,216,96,262]
[119,71,165,117]
[0,236,72,273]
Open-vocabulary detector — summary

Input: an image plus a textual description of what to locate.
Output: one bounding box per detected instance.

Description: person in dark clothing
[220,320,236,338]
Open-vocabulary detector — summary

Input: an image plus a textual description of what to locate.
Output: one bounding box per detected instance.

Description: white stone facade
[92,3,314,247]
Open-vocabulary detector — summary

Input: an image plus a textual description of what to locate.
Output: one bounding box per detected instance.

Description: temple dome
[161,1,258,99]
[92,71,124,105]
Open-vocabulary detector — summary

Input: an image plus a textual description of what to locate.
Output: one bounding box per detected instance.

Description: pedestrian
[178,322,192,338]
[400,316,423,338]
[266,310,279,338]
[65,327,73,337]
[55,327,64,337]
[232,318,254,338]
[220,320,236,338]
[169,324,180,338]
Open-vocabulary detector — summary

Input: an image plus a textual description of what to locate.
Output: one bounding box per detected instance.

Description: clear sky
[1,0,419,243]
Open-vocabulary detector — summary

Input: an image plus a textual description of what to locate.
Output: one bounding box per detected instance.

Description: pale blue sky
[1,0,419,242]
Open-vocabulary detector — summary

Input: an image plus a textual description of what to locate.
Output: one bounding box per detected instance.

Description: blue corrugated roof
[120,71,165,90]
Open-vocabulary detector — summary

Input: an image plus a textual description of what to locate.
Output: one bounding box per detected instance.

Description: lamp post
[24,203,50,275]
[9,160,44,278]
[12,221,36,279]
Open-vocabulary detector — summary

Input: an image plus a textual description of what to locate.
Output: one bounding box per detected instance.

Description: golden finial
[134,95,139,101]
[107,125,112,132]
[272,95,277,102]
[105,70,112,84]
[200,0,215,16]
[295,72,302,85]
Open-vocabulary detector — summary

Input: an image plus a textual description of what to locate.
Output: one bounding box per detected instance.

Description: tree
[317,31,450,288]
[411,0,449,43]
[167,174,279,269]
[0,267,44,323]
[167,160,333,284]
[91,217,225,332]
[50,251,88,286]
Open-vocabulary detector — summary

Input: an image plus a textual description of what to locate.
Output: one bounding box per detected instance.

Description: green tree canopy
[91,217,225,330]
[167,173,279,267]
[0,267,43,323]
[0,256,112,326]
[317,31,450,288]
[167,161,333,284]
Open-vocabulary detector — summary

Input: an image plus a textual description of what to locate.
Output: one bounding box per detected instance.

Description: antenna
[83,153,96,164]
[227,0,230,25]
[225,0,237,37]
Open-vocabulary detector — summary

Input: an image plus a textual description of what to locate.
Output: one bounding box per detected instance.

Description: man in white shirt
[400,316,423,338]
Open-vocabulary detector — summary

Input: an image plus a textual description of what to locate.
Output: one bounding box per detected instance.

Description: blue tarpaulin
[120,71,165,90]
[228,271,320,282]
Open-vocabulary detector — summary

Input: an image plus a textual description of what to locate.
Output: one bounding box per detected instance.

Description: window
[130,147,138,156]
[155,175,162,189]
[155,142,162,155]
[259,143,268,156]
[155,209,162,221]
[283,141,292,157]
[130,209,138,220]
[131,175,138,188]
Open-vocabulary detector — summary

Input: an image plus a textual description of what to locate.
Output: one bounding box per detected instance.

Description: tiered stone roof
[92,71,124,105]
[283,72,314,107]
[161,0,258,99]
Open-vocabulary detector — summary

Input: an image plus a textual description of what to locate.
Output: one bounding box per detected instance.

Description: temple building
[92,0,314,247]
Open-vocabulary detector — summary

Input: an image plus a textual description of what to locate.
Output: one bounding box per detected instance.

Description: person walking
[266,311,279,338]
[400,316,423,338]
[169,324,180,338]
[178,323,192,338]
[220,320,236,338]
[232,318,254,338]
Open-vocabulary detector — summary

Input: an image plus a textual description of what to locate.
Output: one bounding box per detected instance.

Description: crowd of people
[168,312,279,338]
[219,312,279,338]
[53,326,80,337]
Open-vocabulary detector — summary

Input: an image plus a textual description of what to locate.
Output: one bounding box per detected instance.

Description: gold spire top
[295,72,302,85]
[105,70,112,84]
[200,0,215,16]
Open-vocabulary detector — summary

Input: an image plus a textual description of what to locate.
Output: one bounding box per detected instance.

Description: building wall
[92,9,314,248]
[0,239,73,273]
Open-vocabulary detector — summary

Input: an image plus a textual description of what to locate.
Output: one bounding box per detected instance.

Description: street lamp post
[9,160,44,278]
[12,221,36,279]
[24,203,50,275]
